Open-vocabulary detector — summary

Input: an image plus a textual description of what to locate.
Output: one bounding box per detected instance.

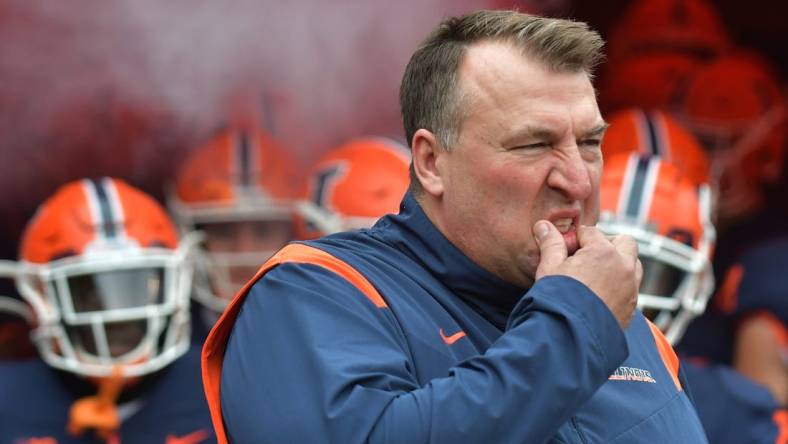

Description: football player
[295,137,410,239]
[169,125,300,323]
[605,0,731,66]
[0,178,215,443]
[599,53,700,115]
[599,153,786,442]
[602,108,711,186]
[674,51,786,227]
[598,153,715,344]
[672,53,787,409]
[713,241,788,406]
[0,290,35,360]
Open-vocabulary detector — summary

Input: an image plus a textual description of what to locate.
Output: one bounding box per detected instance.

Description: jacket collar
[374,192,526,329]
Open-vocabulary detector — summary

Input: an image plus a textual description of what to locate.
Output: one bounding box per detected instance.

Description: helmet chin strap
[67,366,127,440]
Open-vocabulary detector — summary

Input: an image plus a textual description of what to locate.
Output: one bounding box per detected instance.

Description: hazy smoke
[0,0,560,257]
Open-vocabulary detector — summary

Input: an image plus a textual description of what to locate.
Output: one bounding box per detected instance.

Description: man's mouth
[553,218,574,233]
[549,216,579,254]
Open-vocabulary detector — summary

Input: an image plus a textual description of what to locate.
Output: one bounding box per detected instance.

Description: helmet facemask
[169,127,300,312]
[15,242,194,378]
[598,215,714,344]
[598,154,716,345]
[296,200,381,236]
[171,191,295,312]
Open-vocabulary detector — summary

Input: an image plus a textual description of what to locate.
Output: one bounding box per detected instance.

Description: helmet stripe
[615,154,636,216]
[631,109,652,157]
[84,178,117,239]
[650,111,674,162]
[311,164,345,210]
[638,157,661,224]
[624,156,652,220]
[643,112,662,158]
[81,179,104,241]
[237,131,252,187]
[101,178,129,240]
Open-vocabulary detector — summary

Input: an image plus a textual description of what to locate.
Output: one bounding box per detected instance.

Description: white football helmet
[295,137,410,239]
[0,178,197,378]
[599,154,716,344]
[169,126,300,312]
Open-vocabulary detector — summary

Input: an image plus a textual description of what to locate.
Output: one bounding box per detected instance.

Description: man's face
[202,220,293,254]
[436,41,606,288]
[202,219,293,298]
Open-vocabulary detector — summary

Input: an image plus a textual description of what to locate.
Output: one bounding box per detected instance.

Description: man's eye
[580,139,601,147]
[515,142,549,150]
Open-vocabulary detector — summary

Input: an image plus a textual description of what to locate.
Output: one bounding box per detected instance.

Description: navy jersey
[679,239,788,363]
[190,303,216,346]
[0,346,216,444]
[207,193,708,443]
[724,239,788,325]
[683,360,787,443]
[709,195,788,297]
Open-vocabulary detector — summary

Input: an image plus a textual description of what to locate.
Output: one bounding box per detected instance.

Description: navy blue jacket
[208,193,707,443]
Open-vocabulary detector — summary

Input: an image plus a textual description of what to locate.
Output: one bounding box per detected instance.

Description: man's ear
[411,129,446,198]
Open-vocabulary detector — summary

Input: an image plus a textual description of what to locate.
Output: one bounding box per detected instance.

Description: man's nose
[547,145,593,200]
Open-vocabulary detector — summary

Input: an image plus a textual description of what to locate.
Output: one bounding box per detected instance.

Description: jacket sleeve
[220,264,628,444]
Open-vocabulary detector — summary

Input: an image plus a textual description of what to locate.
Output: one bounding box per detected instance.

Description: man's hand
[533,220,641,329]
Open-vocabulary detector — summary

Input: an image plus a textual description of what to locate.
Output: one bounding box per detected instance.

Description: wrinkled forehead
[458,41,601,134]
[459,41,594,94]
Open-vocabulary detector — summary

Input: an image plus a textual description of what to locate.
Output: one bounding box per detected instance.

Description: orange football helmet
[603,108,711,185]
[0,178,196,378]
[600,53,699,114]
[606,0,731,64]
[675,52,786,223]
[296,137,410,239]
[599,153,715,344]
[169,126,300,312]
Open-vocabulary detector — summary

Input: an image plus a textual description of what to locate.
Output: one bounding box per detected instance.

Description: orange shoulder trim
[646,319,682,391]
[715,264,744,314]
[773,409,788,444]
[201,243,386,444]
[276,243,387,308]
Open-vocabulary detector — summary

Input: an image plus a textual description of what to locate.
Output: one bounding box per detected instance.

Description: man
[203,11,707,443]
[709,240,788,406]
[604,0,731,66]
[598,153,716,344]
[0,289,35,360]
[598,52,700,115]
[671,52,788,409]
[601,108,710,186]
[0,178,215,443]
[169,125,300,336]
[599,153,787,442]
[673,51,785,228]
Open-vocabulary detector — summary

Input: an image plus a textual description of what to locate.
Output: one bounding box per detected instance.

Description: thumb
[533,220,567,280]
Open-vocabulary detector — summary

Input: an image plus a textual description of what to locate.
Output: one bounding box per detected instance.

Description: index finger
[609,234,638,260]
[576,225,609,248]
